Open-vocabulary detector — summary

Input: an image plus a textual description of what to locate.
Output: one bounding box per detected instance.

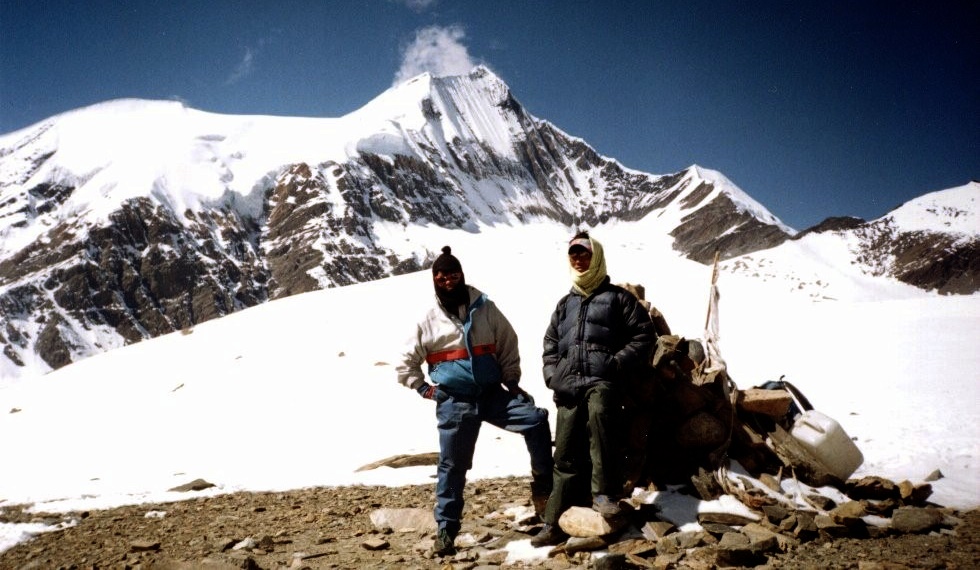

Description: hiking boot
[429,528,456,557]
[592,494,624,518]
[531,494,549,516]
[530,523,569,547]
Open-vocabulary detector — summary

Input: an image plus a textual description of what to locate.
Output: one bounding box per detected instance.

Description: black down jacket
[542,278,656,405]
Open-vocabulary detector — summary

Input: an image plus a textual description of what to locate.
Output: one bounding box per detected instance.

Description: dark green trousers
[542,382,623,524]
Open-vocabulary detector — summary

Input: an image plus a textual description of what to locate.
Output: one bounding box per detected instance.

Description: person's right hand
[504,380,534,404]
[418,383,449,401]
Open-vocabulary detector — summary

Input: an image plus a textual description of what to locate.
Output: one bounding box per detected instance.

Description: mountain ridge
[0,67,974,381]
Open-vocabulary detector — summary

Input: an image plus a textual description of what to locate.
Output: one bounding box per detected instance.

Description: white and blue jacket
[397,285,521,398]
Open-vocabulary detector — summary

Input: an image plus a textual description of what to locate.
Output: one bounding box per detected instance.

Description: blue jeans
[434,386,553,536]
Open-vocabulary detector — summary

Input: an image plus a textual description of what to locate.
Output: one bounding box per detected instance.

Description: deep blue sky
[1,1,977,229]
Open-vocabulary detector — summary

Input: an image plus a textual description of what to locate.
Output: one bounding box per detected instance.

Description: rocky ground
[1,476,977,570]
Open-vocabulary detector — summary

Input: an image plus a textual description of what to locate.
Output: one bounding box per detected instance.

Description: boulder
[558,506,626,538]
[891,507,945,534]
[737,388,792,417]
[793,512,819,540]
[564,535,610,554]
[897,480,933,505]
[656,530,709,555]
[368,508,437,532]
[845,476,899,500]
[717,532,750,548]
[831,501,867,523]
[360,538,389,551]
[592,553,631,570]
[168,478,215,492]
[761,504,791,525]
[356,453,439,471]
[608,538,657,557]
[815,514,851,538]
[715,531,770,567]
[129,540,161,553]
[640,520,675,541]
[676,411,728,448]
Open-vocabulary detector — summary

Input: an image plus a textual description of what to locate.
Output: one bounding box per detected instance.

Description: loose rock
[0,477,976,569]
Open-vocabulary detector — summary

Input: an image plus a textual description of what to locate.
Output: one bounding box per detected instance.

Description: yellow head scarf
[570,235,607,296]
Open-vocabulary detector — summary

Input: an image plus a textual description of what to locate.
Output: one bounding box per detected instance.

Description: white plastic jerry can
[790,409,864,481]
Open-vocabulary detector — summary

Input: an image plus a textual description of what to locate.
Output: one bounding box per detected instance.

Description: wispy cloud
[226,46,256,85]
[390,0,438,11]
[392,25,479,86]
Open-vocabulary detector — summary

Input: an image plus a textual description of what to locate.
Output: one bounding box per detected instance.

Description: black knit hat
[432,246,463,274]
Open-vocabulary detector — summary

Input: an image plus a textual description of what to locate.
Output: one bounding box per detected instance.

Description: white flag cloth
[702,255,727,376]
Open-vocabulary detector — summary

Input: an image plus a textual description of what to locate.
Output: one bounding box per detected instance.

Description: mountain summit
[0,67,971,380]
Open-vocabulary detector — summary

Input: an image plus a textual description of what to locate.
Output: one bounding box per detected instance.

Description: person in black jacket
[532,231,656,547]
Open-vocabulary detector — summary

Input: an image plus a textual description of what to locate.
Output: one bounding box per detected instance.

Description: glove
[417,383,438,400]
[503,380,533,403]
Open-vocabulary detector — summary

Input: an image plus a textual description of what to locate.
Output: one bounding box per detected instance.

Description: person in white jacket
[396,246,553,557]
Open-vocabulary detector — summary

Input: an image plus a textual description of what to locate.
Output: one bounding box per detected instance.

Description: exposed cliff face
[889,231,978,295]
[849,217,979,295]
[264,159,430,298]
[792,216,866,240]
[0,192,268,370]
[670,189,792,263]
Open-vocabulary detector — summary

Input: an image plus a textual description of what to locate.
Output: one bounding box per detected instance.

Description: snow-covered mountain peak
[350,73,435,129]
[0,99,270,243]
[880,181,978,237]
[683,165,795,234]
[312,66,526,165]
[433,65,511,101]
[0,99,186,145]
[0,67,537,259]
[721,181,980,299]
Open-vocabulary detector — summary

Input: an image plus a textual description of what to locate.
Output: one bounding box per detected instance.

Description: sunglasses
[434,272,462,283]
